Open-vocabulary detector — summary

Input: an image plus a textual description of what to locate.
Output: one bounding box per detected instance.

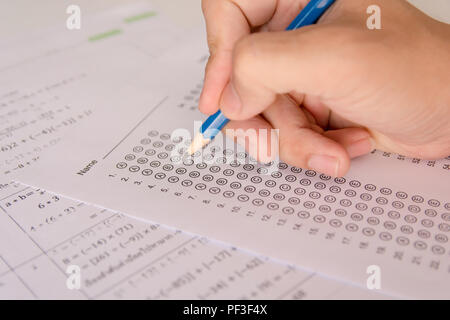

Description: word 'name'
[77,160,98,176]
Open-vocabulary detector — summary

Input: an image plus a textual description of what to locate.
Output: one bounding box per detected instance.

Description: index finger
[199,0,293,115]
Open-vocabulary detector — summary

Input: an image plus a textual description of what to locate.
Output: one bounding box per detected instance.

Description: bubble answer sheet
[0,0,393,300]
[12,1,450,299]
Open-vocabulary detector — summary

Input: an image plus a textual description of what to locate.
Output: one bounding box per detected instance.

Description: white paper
[1,181,390,299]
[0,1,188,179]
[13,28,450,299]
[0,1,394,300]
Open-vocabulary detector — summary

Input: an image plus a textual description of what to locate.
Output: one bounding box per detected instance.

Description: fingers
[219,25,358,121]
[226,93,354,176]
[200,53,233,115]
[324,128,375,158]
[224,94,375,176]
[261,94,350,176]
[224,115,277,163]
[302,94,330,128]
[199,0,279,115]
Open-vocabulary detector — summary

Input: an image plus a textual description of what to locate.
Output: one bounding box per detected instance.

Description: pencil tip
[188,133,211,155]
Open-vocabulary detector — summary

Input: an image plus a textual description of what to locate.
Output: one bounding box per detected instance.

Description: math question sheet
[0,1,391,300]
[2,181,388,299]
[0,1,190,179]
[13,8,450,299]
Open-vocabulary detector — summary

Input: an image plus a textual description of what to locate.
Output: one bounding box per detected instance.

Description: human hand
[198,0,450,176]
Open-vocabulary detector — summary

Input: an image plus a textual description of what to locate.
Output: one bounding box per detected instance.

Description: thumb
[219,25,358,120]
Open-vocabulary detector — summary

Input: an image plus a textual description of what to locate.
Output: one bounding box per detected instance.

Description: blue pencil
[189,0,336,154]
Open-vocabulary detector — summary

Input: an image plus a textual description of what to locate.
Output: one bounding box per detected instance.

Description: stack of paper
[1,1,448,299]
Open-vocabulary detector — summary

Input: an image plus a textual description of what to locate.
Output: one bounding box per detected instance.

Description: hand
[198,0,450,176]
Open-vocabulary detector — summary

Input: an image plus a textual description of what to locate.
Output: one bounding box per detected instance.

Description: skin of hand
[198,0,450,177]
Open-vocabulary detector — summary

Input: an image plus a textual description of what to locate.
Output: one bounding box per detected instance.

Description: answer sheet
[1,1,389,300]
[13,4,450,299]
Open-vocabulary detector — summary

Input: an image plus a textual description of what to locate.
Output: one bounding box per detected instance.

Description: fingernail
[346,137,376,158]
[220,82,241,115]
[307,155,340,177]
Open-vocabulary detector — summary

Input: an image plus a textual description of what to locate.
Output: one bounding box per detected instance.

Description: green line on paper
[88,29,122,42]
[124,11,157,23]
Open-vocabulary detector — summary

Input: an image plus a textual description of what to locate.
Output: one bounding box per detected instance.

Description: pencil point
[188,133,211,155]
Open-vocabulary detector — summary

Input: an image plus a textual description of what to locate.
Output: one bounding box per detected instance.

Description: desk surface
[0,0,449,40]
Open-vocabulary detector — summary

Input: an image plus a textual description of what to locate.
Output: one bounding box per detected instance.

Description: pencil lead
[188,132,211,155]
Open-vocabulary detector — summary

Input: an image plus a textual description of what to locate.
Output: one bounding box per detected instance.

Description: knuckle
[206,35,220,56]
[204,56,213,74]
